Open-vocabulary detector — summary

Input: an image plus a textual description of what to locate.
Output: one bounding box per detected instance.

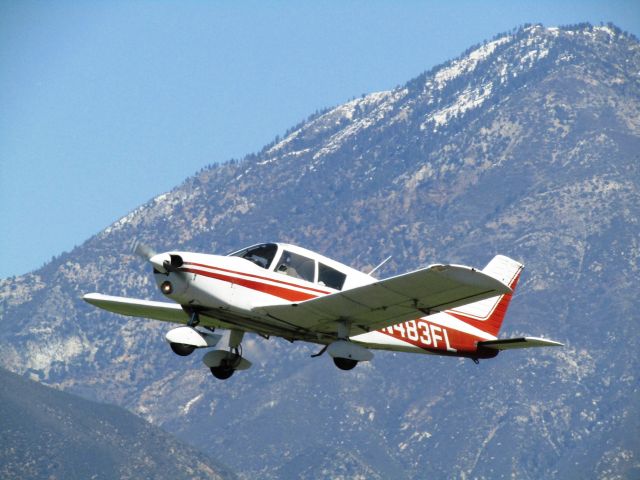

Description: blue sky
[1,1,639,278]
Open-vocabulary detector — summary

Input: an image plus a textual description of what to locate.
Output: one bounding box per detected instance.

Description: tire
[170,343,196,356]
[333,357,358,370]
[210,366,235,380]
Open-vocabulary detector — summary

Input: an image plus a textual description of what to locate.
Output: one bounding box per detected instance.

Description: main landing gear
[165,312,252,380]
[202,330,252,381]
[170,343,196,356]
[167,311,203,356]
[209,348,242,380]
[333,357,358,371]
[313,320,374,371]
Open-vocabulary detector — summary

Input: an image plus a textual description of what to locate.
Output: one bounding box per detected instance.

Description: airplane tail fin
[446,255,523,337]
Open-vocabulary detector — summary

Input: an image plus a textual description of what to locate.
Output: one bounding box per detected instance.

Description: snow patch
[556,53,574,64]
[354,405,376,421]
[180,393,204,415]
[311,89,408,162]
[265,129,302,155]
[433,36,510,88]
[102,192,172,235]
[103,204,147,235]
[498,62,509,84]
[594,25,616,37]
[421,82,494,130]
[25,336,89,378]
[520,48,549,67]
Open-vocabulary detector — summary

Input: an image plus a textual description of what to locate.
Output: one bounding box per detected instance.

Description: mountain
[0,367,235,479]
[1,23,639,478]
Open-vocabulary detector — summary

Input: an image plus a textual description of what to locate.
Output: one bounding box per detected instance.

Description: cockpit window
[230,243,278,269]
[275,250,315,283]
[318,263,346,290]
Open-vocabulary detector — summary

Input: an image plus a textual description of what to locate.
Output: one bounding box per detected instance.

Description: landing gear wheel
[210,366,235,380]
[333,357,358,370]
[209,352,241,380]
[170,343,195,356]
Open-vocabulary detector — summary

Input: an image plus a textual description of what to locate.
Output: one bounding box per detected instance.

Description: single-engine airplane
[83,242,562,380]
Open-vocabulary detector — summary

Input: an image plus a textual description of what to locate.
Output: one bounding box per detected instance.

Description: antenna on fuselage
[368,255,392,277]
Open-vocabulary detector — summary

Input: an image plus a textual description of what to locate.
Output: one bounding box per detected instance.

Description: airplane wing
[477,337,564,350]
[255,264,512,336]
[83,293,190,323]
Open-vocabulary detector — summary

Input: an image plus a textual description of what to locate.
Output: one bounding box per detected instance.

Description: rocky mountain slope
[1,23,639,478]
[0,367,235,479]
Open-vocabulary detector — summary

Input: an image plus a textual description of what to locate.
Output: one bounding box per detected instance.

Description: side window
[318,263,346,290]
[231,244,277,269]
[275,251,315,283]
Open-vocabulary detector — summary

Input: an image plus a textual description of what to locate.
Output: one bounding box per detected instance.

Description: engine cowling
[149,253,184,274]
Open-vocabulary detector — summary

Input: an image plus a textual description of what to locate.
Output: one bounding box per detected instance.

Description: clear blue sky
[1,1,638,278]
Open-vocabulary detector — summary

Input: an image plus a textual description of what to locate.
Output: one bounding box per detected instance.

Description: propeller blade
[131,239,156,261]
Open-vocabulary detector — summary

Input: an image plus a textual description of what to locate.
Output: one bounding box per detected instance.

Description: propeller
[130,238,184,274]
[129,239,185,297]
[131,239,157,261]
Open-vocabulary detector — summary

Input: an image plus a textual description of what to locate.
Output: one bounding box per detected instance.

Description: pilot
[277,253,300,278]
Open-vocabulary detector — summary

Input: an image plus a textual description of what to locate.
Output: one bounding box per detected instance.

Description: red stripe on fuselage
[181,266,322,302]
[185,262,331,295]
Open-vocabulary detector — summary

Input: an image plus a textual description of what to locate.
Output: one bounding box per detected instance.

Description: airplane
[83,242,563,380]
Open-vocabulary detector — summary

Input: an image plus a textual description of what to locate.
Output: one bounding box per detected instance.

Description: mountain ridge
[0,367,236,479]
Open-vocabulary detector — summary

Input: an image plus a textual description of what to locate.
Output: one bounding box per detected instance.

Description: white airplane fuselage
[151,246,500,359]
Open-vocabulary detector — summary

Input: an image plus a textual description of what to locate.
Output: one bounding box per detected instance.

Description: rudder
[446,255,523,336]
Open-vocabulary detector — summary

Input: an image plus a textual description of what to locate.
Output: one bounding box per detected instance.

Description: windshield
[230,243,278,269]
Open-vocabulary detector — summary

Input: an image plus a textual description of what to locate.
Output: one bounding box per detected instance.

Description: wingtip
[529,336,564,347]
[82,292,103,303]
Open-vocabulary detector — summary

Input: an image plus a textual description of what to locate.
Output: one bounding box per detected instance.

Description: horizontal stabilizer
[478,337,564,350]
